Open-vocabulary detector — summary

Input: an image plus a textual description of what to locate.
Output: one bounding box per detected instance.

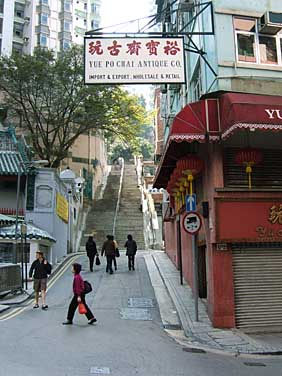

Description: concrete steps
[82,170,121,248]
[115,164,145,249]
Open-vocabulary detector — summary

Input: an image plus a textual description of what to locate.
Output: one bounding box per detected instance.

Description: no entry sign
[183,212,202,235]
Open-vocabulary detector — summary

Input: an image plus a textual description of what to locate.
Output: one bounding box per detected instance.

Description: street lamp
[20,222,27,289]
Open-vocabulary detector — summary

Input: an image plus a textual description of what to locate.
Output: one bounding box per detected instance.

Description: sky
[100,0,156,107]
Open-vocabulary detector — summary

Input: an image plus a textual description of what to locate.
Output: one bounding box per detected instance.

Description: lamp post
[20,222,27,290]
[14,159,48,266]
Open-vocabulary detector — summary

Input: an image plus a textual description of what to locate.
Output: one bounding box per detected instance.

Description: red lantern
[176,155,204,196]
[235,148,263,189]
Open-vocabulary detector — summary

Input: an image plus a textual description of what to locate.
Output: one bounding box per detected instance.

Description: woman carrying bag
[63,263,97,325]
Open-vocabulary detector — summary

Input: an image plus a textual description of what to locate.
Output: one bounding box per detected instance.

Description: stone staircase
[82,168,121,250]
[115,164,145,250]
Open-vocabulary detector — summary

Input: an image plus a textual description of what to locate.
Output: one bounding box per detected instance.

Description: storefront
[154,92,282,331]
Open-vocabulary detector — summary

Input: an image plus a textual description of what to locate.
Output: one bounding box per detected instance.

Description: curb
[151,253,282,358]
[0,252,86,306]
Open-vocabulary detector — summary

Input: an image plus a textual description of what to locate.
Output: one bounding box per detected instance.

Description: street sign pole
[182,211,201,322]
[192,234,199,322]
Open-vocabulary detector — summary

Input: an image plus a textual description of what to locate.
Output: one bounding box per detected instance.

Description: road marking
[90,367,111,374]
[0,254,82,322]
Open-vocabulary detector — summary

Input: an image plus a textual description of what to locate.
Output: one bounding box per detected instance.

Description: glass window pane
[259,36,278,64]
[237,33,256,62]
[234,17,256,32]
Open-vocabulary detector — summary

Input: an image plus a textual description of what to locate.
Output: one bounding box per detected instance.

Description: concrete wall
[26,168,68,264]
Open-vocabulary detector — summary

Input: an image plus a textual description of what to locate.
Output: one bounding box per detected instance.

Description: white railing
[112,158,125,237]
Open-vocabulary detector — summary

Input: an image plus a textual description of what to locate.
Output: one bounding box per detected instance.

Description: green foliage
[0,47,147,167]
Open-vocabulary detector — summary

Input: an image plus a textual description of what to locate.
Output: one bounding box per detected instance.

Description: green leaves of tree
[0,46,147,167]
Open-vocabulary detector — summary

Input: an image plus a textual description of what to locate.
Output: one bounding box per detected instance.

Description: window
[234,16,282,66]
[64,1,71,11]
[12,41,23,54]
[84,19,87,26]
[41,12,48,25]
[13,22,24,38]
[64,21,71,31]
[91,20,99,29]
[42,0,48,5]
[191,64,202,102]
[0,0,4,14]
[91,3,100,14]
[63,40,70,50]
[39,33,48,46]
[84,3,87,10]
[15,3,25,18]
[0,18,3,34]
[259,35,278,64]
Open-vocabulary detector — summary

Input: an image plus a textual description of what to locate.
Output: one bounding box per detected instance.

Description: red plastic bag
[78,302,87,314]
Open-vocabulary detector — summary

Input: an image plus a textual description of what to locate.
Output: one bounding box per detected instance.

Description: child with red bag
[63,263,97,325]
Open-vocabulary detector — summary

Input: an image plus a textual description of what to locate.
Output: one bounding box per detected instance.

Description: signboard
[217,200,282,242]
[56,193,69,223]
[84,37,186,84]
[186,194,197,212]
[183,212,202,235]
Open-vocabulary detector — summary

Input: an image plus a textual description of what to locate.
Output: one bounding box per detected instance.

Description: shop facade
[154,92,282,331]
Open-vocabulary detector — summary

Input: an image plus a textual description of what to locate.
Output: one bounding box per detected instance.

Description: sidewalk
[0,252,84,312]
[145,250,282,356]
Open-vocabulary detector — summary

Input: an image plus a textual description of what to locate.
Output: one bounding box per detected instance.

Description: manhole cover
[90,366,111,374]
[128,298,155,308]
[120,308,153,321]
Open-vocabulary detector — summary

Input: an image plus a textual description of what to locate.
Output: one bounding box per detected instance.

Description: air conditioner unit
[179,0,194,12]
[24,16,31,23]
[259,11,282,35]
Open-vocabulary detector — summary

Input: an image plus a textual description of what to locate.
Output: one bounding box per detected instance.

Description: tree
[0,47,147,167]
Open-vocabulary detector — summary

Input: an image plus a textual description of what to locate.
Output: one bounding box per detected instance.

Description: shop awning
[220,93,282,140]
[0,151,26,176]
[0,223,56,242]
[154,99,219,188]
[0,214,16,225]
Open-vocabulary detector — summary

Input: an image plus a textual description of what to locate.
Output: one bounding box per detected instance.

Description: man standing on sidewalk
[101,235,116,274]
[29,251,52,310]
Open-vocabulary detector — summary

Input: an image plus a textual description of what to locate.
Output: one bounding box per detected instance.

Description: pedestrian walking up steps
[115,164,145,250]
[82,167,121,248]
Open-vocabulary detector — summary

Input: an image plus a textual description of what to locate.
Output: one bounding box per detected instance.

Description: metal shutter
[233,247,282,331]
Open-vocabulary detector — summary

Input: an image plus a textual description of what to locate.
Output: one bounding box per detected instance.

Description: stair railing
[112,158,125,237]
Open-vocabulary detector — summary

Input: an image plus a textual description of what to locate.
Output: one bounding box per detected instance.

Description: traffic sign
[185,194,197,212]
[183,212,202,235]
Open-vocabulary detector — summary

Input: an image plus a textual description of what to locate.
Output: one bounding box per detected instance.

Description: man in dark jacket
[101,235,116,274]
[125,234,137,271]
[86,236,98,272]
[29,251,52,310]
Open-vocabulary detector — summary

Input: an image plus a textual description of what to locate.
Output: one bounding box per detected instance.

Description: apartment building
[0,0,101,54]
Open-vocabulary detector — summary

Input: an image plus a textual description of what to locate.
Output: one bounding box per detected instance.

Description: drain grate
[128,298,155,308]
[120,308,153,321]
[163,324,182,330]
[244,362,266,367]
[183,347,206,354]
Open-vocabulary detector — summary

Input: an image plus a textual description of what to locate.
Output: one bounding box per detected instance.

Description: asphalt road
[0,254,281,376]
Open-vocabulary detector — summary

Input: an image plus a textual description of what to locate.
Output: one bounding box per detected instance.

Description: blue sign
[185,194,197,212]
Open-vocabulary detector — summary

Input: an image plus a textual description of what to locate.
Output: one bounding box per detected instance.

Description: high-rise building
[0,0,102,55]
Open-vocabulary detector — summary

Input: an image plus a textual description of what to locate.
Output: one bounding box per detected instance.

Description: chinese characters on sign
[255,204,282,240]
[84,37,185,84]
[269,204,282,224]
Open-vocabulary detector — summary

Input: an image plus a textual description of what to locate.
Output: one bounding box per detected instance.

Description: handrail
[112,158,125,237]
